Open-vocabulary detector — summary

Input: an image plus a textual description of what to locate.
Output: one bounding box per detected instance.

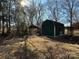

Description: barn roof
[43,20,64,26]
[29,25,39,29]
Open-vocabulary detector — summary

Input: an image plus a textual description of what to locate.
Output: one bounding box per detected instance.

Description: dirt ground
[0,35,79,59]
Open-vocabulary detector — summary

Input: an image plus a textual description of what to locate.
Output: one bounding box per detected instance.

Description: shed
[42,20,64,36]
[29,25,39,35]
[65,27,74,35]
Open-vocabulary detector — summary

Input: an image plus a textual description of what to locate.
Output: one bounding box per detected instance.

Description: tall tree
[24,0,45,26]
[0,0,7,34]
[47,0,60,22]
[61,0,79,35]
[14,0,28,34]
[35,0,45,27]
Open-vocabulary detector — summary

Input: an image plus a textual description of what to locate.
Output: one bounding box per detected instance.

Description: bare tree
[61,0,79,35]
[0,0,7,34]
[47,0,60,22]
[0,0,20,35]
[24,0,44,27]
[35,0,45,27]
[72,8,79,23]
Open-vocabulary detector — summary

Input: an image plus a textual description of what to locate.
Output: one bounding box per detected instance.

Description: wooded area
[0,0,79,36]
[0,0,79,59]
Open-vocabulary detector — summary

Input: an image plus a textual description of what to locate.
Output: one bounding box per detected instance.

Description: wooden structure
[65,27,74,35]
[65,22,79,36]
[29,25,39,35]
[42,20,64,36]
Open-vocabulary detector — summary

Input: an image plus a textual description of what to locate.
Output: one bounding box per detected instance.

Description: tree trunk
[1,8,5,35]
[70,10,73,35]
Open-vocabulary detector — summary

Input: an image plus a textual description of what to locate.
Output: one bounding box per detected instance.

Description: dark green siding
[42,20,54,36]
[42,20,64,36]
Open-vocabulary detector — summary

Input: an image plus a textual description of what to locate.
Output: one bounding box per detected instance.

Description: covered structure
[42,20,64,36]
[29,25,40,35]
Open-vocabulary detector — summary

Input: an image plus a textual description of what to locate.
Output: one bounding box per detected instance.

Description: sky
[21,0,47,6]
[21,0,30,7]
[20,0,71,26]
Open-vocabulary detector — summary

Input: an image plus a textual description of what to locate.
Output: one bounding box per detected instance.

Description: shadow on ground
[47,35,79,44]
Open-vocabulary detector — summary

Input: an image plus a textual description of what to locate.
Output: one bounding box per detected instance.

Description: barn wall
[42,21,54,36]
[42,20,64,36]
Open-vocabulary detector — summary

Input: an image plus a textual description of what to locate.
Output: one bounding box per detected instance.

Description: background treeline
[0,0,79,36]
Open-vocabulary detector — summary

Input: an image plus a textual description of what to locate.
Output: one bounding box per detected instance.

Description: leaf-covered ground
[0,35,79,59]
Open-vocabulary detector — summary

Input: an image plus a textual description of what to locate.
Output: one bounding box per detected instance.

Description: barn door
[54,25,56,37]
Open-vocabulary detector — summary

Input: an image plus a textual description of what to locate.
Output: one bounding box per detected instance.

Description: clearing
[0,35,79,59]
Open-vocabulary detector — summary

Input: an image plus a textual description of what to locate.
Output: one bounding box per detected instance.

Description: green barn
[42,20,64,36]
